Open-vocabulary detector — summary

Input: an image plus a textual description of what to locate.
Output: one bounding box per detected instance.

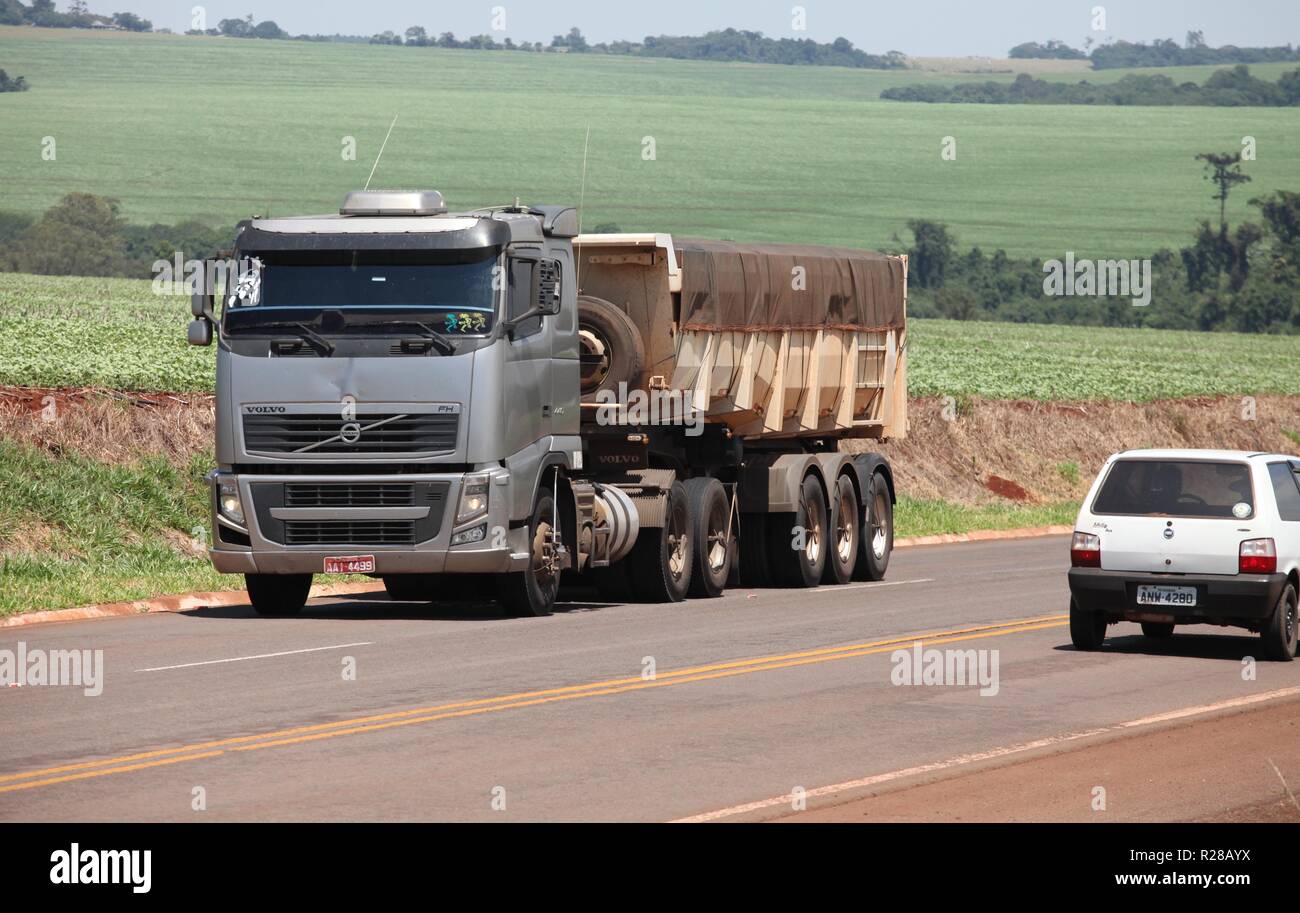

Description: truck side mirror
[188,318,213,347]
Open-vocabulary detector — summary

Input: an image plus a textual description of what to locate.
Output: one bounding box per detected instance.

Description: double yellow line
[0,613,1067,795]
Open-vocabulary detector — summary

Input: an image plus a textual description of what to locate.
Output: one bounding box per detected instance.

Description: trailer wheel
[854,472,893,581]
[626,480,692,602]
[768,474,829,588]
[246,573,312,616]
[684,477,732,598]
[495,493,561,617]
[578,295,645,404]
[823,474,860,585]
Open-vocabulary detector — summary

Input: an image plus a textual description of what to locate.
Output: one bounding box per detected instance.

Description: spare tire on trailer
[578,295,645,404]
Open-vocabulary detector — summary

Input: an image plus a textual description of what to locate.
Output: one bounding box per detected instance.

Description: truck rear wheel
[768,474,828,588]
[496,493,561,617]
[246,573,312,616]
[578,295,645,404]
[823,474,860,585]
[626,480,692,602]
[684,477,732,598]
[854,472,893,581]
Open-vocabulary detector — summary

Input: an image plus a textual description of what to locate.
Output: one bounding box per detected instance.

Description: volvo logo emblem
[1163,528,1174,540]
[340,422,362,444]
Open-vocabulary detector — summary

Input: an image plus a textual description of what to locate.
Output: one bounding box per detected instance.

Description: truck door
[549,246,580,437]
[503,256,555,453]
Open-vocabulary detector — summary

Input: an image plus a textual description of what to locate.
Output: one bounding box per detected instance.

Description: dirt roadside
[775,697,1300,823]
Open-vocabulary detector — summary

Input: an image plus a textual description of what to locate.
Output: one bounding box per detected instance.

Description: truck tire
[768,474,829,588]
[684,477,732,598]
[1261,583,1298,662]
[246,573,312,616]
[626,480,692,602]
[578,295,645,404]
[1069,597,1107,651]
[823,474,860,585]
[854,472,893,581]
[496,493,561,617]
[1140,622,1175,639]
[383,575,431,602]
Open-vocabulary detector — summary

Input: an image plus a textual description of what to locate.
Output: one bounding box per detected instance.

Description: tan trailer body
[574,234,908,440]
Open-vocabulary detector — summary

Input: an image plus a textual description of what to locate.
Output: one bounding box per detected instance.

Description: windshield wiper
[363,319,459,356]
[242,320,337,356]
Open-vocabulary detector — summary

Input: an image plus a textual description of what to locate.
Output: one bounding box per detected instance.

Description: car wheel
[1140,622,1175,639]
[1069,597,1106,650]
[1261,583,1298,662]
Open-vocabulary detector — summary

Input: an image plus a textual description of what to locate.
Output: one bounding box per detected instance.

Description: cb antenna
[575,123,591,290]
[364,114,399,190]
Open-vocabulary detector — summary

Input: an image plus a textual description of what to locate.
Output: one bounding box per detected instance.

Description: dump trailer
[188,190,907,616]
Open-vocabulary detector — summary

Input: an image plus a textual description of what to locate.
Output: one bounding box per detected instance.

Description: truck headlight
[456,474,490,524]
[217,477,245,525]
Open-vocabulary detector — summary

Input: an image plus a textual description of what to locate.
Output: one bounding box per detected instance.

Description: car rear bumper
[1068,567,1286,623]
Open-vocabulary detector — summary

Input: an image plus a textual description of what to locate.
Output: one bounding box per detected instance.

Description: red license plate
[323,555,375,574]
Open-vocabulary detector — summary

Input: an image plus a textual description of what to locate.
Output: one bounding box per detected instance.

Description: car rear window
[1091,459,1254,519]
[1267,462,1300,521]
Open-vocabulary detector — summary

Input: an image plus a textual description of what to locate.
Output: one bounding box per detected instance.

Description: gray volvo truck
[189,190,907,616]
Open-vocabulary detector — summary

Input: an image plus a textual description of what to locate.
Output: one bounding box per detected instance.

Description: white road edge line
[671,684,1300,823]
[136,642,374,673]
[826,578,934,592]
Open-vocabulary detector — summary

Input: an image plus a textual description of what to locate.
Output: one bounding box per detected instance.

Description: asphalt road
[2,535,1298,822]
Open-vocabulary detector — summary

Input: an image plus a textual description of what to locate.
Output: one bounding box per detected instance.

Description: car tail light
[1239,538,1277,574]
[1071,531,1101,568]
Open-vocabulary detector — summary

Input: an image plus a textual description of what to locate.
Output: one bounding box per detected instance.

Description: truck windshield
[1091,459,1254,519]
[223,250,498,336]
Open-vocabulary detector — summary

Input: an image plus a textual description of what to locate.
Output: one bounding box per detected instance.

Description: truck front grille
[284,482,416,508]
[243,412,459,455]
[283,520,416,546]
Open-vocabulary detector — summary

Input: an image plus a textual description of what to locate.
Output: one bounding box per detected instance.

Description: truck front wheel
[496,493,562,617]
[245,573,312,616]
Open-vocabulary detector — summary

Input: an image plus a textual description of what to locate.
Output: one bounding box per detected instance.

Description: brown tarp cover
[674,238,905,332]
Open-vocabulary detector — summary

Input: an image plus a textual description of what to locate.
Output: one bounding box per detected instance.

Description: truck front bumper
[1068,567,1286,624]
[207,469,530,577]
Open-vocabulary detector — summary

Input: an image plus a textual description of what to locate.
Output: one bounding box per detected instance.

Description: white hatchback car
[1068,449,1300,660]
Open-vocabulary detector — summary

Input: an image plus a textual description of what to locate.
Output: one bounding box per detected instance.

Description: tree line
[0,0,150,31]
[882,66,1300,106]
[1010,33,1300,69]
[902,154,1299,334]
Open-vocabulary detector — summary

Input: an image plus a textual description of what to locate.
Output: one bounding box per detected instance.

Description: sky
[97,0,1300,58]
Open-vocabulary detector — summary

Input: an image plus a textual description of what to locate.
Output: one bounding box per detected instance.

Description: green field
[1,27,1298,259]
[2,272,1298,402]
